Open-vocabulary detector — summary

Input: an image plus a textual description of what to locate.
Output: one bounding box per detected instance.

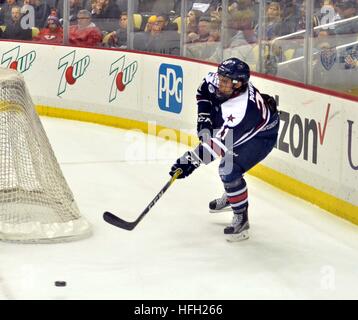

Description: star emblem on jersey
[227,114,235,122]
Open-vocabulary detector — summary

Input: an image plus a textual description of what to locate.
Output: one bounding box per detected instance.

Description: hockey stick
[103,168,183,230]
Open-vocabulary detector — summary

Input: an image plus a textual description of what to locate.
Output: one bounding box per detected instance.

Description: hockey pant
[219,135,278,214]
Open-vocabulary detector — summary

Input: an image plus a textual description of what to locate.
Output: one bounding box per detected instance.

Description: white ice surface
[0,117,357,300]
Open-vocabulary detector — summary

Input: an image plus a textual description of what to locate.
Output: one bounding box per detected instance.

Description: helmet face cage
[217,58,250,85]
[216,58,250,99]
[216,73,237,99]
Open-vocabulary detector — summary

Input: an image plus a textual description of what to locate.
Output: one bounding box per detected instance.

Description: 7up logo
[1,46,36,73]
[109,56,138,102]
[57,50,90,96]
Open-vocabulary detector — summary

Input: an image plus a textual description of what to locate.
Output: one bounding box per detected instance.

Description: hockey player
[169,57,279,241]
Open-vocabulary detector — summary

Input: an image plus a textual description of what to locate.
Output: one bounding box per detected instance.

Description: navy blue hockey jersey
[195,72,279,164]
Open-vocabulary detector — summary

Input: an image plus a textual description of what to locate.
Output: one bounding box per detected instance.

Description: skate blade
[209,207,232,213]
[226,230,249,242]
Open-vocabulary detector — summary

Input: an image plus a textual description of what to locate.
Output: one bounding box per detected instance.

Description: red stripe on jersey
[209,139,225,157]
[228,191,248,204]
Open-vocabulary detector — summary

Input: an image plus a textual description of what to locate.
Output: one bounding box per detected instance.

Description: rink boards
[0,41,356,224]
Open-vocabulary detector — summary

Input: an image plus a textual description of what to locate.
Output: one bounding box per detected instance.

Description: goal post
[0,68,92,243]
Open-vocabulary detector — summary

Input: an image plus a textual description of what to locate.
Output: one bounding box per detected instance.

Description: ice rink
[1,116,357,300]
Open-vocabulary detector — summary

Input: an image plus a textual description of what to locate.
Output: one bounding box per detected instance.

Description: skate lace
[230,214,243,227]
[216,193,228,206]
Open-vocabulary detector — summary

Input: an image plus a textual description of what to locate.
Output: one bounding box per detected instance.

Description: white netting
[0,68,92,243]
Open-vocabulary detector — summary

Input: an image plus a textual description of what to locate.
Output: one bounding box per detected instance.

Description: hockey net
[0,68,92,243]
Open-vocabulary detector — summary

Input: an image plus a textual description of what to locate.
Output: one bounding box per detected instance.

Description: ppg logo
[158,64,183,114]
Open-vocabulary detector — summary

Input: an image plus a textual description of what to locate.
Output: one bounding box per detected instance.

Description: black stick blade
[103,169,182,232]
[103,211,137,231]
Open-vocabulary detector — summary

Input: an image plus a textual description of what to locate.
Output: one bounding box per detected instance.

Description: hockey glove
[197,113,213,142]
[169,151,201,179]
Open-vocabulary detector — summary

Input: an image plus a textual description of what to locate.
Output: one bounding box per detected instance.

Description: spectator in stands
[90,0,119,32]
[256,1,284,40]
[341,43,358,68]
[344,46,358,68]
[155,13,177,31]
[228,1,239,13]
[297,0,320,31]
[334,0,358,34]
[318,0,340,22]
[158,13,180,53]
[208,0,223,9]
[144,15,157,32]
[69,9,102,47]
[133,18,162,52]
[208,31,220,42]
[3,5,32,40]
[187,16,211,43]
[208,5,222,26]
[50,7,57,17]
[91,0,120,32]
[228,8,257,46]
[0,0,19,25]
[328,0,358,72]
[208,19,221,42]
[90,0,119,19]
[184,15,221,60]
[209,9,258,64]
[133,16,155,50]
[229,0,258,16]
[105,12,140,48]
[33,14,63,44]
[107,11,128,48]
[133,16,179,55]
[57,0,82,23]
[280,0,299,35]
[186,9,202,34]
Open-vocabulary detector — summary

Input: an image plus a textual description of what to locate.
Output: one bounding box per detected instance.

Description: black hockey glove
[261,94,278,114]
[197,113,213,142]
[169,151,201,179]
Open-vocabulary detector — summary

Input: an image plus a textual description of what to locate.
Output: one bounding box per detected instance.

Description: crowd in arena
[0,0,357,91]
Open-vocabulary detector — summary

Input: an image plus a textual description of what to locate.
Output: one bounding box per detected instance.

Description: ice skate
[209,193,231,212]
[224,212,249,242]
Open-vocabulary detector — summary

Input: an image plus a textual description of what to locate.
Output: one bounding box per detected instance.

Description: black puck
[54,281,67,287]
